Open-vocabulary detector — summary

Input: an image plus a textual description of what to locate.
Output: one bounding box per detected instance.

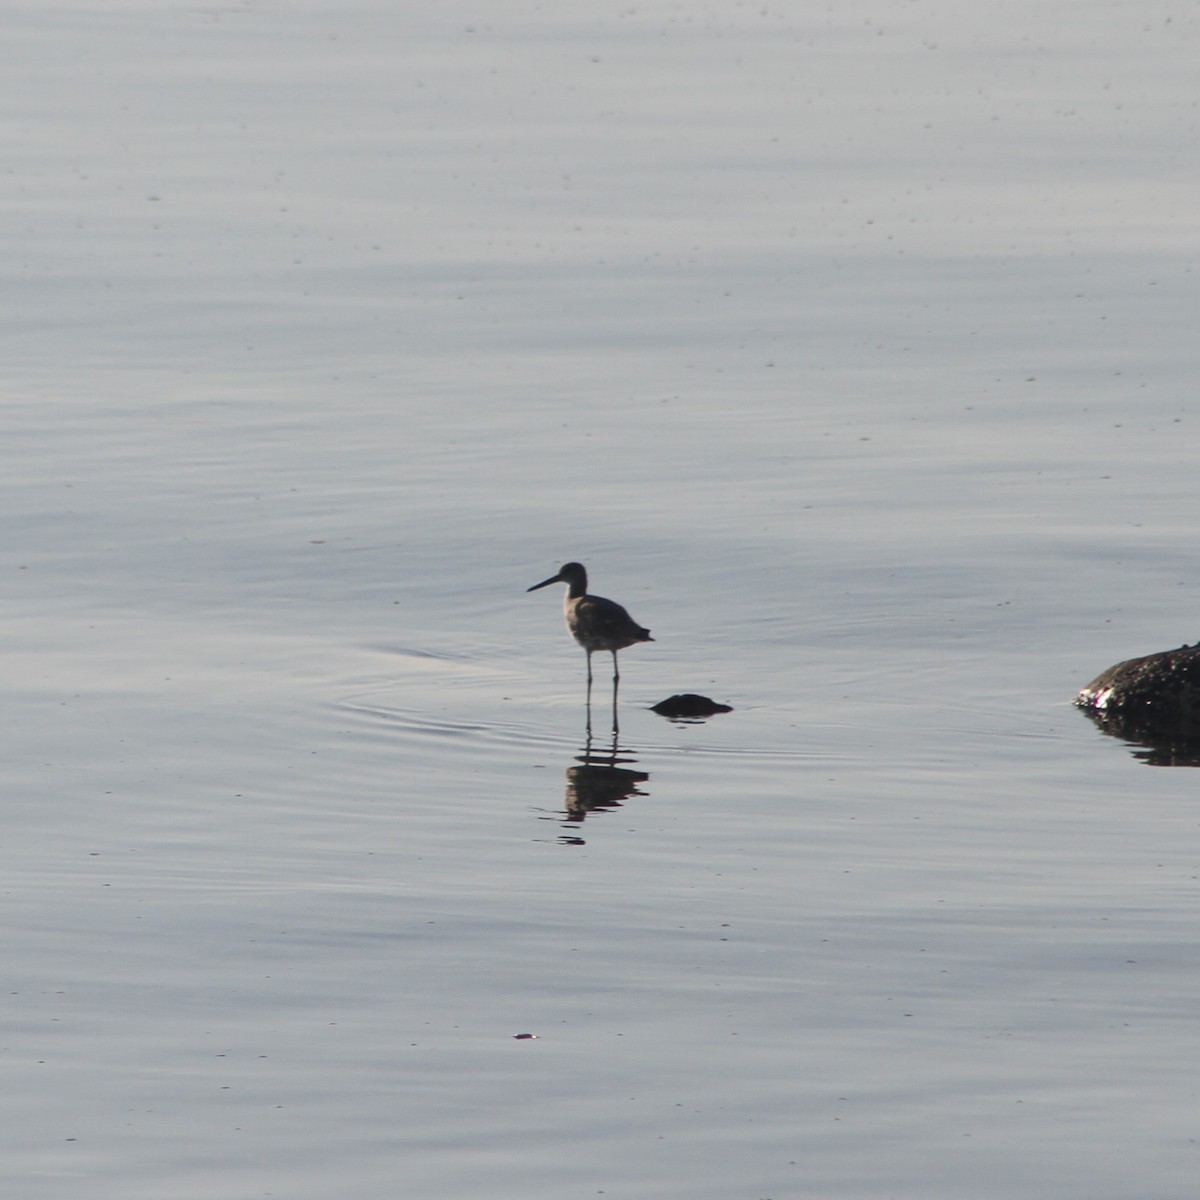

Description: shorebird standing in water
[527,562,653,704]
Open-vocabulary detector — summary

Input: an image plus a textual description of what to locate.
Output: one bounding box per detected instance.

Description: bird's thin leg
[611,650,620,734]
[584,652,594,735]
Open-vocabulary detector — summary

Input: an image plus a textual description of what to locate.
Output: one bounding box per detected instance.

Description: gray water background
[4,3,1199,1197]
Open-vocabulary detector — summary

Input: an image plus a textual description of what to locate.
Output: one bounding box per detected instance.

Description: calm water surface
[4,3,1199,1198]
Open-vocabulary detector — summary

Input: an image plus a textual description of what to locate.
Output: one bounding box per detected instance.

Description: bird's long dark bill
[527,574,562,592]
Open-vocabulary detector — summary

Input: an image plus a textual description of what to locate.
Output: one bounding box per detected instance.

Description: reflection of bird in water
[562,729,649,834]
[527,562,653,705]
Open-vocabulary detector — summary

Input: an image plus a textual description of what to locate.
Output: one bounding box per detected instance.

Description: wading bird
[527,562,653,701]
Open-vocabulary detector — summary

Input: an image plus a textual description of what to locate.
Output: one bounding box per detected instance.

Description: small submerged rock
[650,693,733,720]
[1076,642,1200,738]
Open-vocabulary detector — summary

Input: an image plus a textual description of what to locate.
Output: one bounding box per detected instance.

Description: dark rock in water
[651,693,733,720]
[1076,642,1200,740]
